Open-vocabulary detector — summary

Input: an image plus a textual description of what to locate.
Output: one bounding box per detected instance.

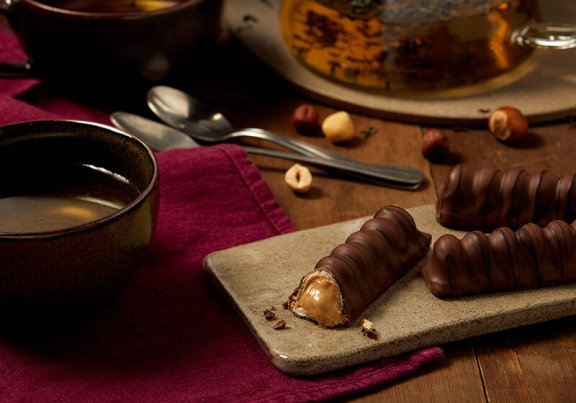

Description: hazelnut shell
[421,129,450,162]
[292,104,320,135]
[488,106,529,143]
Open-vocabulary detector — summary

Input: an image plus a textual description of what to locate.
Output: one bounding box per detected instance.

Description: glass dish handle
[513,23,576,50]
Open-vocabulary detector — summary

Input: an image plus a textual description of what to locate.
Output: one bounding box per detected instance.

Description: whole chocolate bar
[421,220,576,298]
[436,164,576,231]
[287,206,431,328]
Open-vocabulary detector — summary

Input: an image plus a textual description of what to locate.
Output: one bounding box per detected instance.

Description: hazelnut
[292,104,320,135]
[284,164,312,193]
[321,111,357,143]
[421,129,450,162]
[488,106,528,143]
[360,318,378,340]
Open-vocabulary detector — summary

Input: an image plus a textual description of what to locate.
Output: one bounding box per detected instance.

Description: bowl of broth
[0,120,159,307]
[0,0,223,91]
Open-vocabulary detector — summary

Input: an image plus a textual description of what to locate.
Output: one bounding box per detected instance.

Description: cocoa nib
[273,320,287,330]
[362,327,378,340]
[360,319,378,340]
[263,308,276,321]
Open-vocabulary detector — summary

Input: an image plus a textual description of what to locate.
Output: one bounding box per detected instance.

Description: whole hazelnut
[292,104,320,135]
[488,106,528,143]
[421,129,450,162]
[322,111,356,143]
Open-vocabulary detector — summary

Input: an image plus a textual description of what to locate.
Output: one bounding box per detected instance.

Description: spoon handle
[232,128,424,181]
[242,145,423,188]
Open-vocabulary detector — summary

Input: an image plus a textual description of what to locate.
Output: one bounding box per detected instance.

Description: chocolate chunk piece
[263,308,276,321]
[287,206,431,328]
[273,320,287,330]
[436,164,576,231]
[421,220,576,298]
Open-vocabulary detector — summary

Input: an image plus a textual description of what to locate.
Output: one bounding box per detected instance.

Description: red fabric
[0,28,444,401]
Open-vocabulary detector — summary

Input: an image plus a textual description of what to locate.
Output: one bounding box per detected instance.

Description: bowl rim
[0,119,159,240]
[19,0,215,19]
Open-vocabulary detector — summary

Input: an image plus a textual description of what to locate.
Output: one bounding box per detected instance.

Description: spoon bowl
[147,86,233,138]
[147,85,349,160]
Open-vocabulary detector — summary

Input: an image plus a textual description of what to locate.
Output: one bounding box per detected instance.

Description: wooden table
[153,38,576,402]
[2,10,575,402]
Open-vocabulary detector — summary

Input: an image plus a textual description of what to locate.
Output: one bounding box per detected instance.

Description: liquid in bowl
[280,0,538,92]
[39,0,180,13]
[0,163,140,234]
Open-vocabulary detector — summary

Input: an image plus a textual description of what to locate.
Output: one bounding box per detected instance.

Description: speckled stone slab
[224,1,576,125]
[203,204,576,376]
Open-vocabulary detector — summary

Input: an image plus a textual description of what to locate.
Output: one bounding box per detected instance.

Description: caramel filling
[292,272,345,327]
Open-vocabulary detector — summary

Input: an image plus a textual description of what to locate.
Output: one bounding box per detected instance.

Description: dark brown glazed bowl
[0,0,223,90]
[0,120,159,308]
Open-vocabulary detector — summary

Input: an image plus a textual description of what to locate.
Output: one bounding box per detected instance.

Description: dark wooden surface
[2,9,575,401]
[183,39,576,402]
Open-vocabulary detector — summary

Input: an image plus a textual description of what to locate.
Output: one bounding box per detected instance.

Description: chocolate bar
[287,206,431,328]
[421,220,576,298]
[436,164,576,231]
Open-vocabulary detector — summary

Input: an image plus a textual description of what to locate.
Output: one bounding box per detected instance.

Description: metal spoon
[147,85,347,161]
[110,112,423,189]
[146,85,424,184]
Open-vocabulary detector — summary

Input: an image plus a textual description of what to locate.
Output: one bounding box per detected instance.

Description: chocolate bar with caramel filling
[421,220,576,298]
[436,164,576,231]
[287,206,431,328]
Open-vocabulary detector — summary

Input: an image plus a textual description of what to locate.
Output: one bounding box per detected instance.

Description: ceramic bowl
[0,120,159,308]
[0,0,223,91]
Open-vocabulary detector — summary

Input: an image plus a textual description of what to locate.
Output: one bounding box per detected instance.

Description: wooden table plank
[476,317,576,403]
[350,343,487,403]
[248,118,436,229]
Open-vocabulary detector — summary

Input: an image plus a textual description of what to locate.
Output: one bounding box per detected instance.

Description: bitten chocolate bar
[436,164,576,231]
[421,220,576,298]
[287,206,431,328]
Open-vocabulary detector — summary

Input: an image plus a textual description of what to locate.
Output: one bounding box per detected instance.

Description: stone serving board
[203,204,576,376]
[224,0,576,126]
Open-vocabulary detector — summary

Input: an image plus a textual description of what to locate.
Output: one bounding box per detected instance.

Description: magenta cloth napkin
[0,28,444,401]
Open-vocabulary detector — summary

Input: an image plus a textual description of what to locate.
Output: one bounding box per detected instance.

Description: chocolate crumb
[362,327,378,340]
[282,301,289,310]
[361,126,378,139]
[243,14,258,24]
[273,320,287,330]
[360,318,378,340]
[263,309,276,321]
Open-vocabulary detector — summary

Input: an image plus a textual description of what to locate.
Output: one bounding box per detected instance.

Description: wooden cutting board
[203,204,576,376]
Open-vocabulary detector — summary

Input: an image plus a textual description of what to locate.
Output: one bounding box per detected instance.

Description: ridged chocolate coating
[436,164,576,231]
[288,205,431,327]
[421,220,576,298]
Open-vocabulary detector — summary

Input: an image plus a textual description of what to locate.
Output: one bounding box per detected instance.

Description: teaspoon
[146,85,424,184]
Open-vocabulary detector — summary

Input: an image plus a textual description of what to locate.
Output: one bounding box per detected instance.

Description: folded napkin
[0,29,444,402]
